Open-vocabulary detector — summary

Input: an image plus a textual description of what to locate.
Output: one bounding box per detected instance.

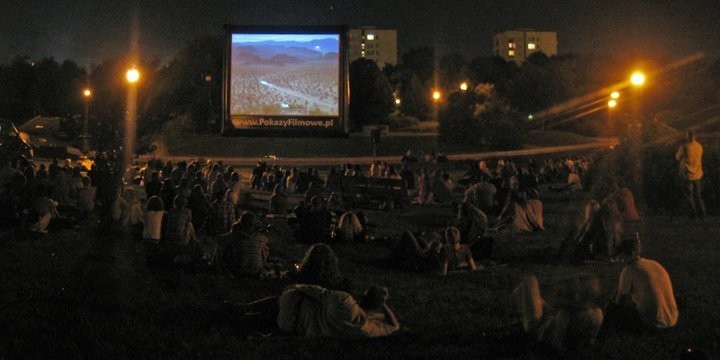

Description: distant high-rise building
[492,30,557,63]
[348,28,397,67]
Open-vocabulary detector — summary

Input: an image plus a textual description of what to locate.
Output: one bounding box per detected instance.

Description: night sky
[2,0,719,66]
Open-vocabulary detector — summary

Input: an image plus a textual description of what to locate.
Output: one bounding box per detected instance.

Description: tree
[399,72,431,120]
[439,52,469,90]
[144,35,224,135]
[438,83,523,149]
[400,47,435,88]
[0,56,85,123]
[469,56,519,98]
[87,56,160,152]
[349,58,394,129]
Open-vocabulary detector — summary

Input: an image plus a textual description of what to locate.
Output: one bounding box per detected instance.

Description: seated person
[604,237,679,332]
[294,196,333,244]
[292,243,352,292]
[222,211,270,277]
[512,191,544,233]
[210,189,236,235]
[277,284,400,338]
[441,226,482,276]
[427,171,455,204]
[557,199,620,263]
[165,195,196,246]
[390,231,444,273]
[549,168,582,192]
[463,174,497,215]
[602,179,641,222]
[513,274,603,353]
[269,183,288,215]
[142,195,165,244]
[28,183,60,233]
[492,190,544,234]
[75,176,96,213]
[334,211,365,243]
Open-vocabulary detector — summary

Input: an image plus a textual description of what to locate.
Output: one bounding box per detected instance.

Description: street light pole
[82,88,92,155]
[205,74,213,131]
[125,68,140,173]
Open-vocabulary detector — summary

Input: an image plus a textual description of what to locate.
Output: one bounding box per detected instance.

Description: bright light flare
[608,99,618,108]
[126,68,140,83]
[630,72,645,86]
[610,91,620,99]
[395,98,401,105]
[83,88,92,98]
[459,82,468,91]
[432,90,441,101]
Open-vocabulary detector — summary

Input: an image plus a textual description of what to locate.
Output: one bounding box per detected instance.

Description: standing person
[604,237,679,333]
[675,129,705,220]
[371,126,381,157]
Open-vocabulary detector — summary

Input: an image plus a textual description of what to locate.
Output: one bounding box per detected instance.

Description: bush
[385,113,419,130]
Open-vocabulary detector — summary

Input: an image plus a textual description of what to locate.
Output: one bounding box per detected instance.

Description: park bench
[341,176,408,210]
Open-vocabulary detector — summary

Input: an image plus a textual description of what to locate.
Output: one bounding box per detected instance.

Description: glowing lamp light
[630,72,645,86]
[395,98,401,105]
[610,91,620,99]
[83,88,92,98]
[432,90,441,101]
[528,114,534,120]
[126,68,140,83]
[459,82,468,91]
[608,99,618,108]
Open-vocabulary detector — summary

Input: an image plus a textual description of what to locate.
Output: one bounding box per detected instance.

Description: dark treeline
[1,36,719,151]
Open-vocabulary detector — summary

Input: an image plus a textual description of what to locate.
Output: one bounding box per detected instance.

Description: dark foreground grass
[1,189,719,359]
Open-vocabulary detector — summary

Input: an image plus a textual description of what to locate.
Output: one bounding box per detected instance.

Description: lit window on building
[366,34,375,40]
[361,50,365,57]
[508,42,516,49]
[508,50,515,57]
[528,43,536,50]
[361,43,365,49]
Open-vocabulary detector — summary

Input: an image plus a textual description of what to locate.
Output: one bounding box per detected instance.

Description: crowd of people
[1,142,693,356]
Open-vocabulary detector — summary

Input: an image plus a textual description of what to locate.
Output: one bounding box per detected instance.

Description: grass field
[1,183,718,359]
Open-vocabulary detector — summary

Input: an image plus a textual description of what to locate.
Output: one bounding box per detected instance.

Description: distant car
[0,118,34,160]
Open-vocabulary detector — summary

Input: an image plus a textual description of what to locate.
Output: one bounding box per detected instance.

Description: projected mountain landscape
[230,34,340,117]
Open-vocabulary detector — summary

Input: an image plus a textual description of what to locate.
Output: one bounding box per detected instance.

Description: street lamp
[608,99,618,108]
[82,88,92,155]
[126,68,140,83]
[630,71,645,87]
[432,90,441,102]
[459,82,468,92]
[610,91,620,99]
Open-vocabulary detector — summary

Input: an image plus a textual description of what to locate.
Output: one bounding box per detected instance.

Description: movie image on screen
[230,33,340,118]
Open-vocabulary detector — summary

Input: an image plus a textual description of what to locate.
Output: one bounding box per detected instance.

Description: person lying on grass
[389,231,444,273]
[277,284,400,338]
[441,226,483,276]
[513,274,603,353]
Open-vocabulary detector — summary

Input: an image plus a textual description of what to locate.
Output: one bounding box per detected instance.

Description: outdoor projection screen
[223,26,349,136]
